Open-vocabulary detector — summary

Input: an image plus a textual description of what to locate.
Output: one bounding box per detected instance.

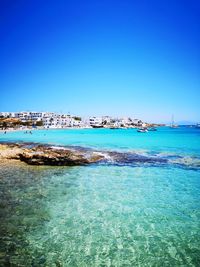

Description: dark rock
[1,142,175,168]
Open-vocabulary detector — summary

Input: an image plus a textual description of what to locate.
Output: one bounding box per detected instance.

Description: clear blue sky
[0,0,199,122]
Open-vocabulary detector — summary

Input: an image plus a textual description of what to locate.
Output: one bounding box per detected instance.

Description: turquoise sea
[0,127,200,266]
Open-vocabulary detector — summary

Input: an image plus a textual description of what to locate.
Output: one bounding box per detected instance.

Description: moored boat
[92,125,103,128]
[170,115,179,128]
[137,128,148,133]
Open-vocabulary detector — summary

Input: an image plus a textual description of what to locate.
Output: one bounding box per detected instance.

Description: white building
[89,117,103,127]
[0,111,144,128]
[0,112,15,118]
[13,111,45,122]
[102,116,112,125]
[42,114,84,128]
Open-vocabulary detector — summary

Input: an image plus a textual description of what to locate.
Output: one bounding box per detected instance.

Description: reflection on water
[0,162,200,266]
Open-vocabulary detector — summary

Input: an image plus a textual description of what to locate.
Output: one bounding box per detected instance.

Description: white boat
[137,128,148,133]
[170,115,179,128]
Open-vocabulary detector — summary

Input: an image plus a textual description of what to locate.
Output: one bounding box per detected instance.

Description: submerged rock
[106,151,168,165]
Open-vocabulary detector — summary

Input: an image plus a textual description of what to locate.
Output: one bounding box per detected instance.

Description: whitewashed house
[89,117,103,127]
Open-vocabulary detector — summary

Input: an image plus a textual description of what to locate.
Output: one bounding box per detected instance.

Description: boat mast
[171,114,174,127]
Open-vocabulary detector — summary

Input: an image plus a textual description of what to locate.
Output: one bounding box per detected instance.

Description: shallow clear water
[0,127,200,266]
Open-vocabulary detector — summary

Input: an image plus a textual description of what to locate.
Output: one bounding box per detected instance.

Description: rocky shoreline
[0,143,105,166]
[0,142,199,169]
[0,142,166,167]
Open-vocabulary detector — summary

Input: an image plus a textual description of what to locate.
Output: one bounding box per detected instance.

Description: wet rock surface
[0,142,199,169]
[0,143,105,166]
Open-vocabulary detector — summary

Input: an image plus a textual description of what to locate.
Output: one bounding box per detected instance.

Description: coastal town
[0,111,162,130]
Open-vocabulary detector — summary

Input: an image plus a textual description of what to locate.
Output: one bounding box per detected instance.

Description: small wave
[93,152,114,162]
[50,146,68,150]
